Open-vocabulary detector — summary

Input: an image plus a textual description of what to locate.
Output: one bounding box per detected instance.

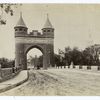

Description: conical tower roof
[43,14,53,28]
[15,12,27,27]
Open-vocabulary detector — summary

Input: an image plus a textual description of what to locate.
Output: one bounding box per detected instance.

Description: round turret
[14,12,28,37]
[42,14,54,37]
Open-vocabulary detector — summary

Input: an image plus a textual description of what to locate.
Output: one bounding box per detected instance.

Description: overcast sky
[0,4,100,59]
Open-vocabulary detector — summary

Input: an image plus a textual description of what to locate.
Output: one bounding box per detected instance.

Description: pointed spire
[15,12,27,27]
[20,11,22,18]
[43,14,53,28]
[47,13,49,18]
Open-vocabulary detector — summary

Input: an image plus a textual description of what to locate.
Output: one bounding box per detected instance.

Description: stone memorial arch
[14,13,54,70]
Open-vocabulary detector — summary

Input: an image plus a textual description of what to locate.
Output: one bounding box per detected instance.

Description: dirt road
[0,68,100,96]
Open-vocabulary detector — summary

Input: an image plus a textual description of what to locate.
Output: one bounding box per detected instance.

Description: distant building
[34,55,38,68]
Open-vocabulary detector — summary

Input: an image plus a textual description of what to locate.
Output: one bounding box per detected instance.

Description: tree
[71,47,83,65]
[0,4,21,25]
[82,45,100,66]
[65,47,84,66]
[54,54,60,67]
[0,57,14,68]
[65,46,72,66]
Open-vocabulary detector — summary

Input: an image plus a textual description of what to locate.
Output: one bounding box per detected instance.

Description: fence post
[87,65,91,70]
[68,65,70,68]
[0,64,2,78]
[73,65,75,68]
[97,66,100,71]
[79,65,82,69]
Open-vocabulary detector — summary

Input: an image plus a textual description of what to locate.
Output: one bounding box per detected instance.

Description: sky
[0,4,100,59]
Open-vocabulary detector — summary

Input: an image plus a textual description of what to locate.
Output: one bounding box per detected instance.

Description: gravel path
[0,68,100,96]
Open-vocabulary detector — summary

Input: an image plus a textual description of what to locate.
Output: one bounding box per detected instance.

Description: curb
[0,71,29,93]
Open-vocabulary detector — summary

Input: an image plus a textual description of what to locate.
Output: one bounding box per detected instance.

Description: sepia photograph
[0,3,100,96]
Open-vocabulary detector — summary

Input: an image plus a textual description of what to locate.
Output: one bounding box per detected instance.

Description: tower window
[43,30,46,32]
[15,29,18,31]
[47,30,50,32]
[24,29,26,31]
[19,28,22,31]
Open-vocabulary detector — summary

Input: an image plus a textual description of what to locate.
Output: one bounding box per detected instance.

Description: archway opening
[27,48,43,69]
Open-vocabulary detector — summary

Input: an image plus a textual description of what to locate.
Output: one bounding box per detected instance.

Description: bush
[0,58,15,68]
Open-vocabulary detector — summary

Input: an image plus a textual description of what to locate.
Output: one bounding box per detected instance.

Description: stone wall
[1,68,13,78]
[0,67,21,82]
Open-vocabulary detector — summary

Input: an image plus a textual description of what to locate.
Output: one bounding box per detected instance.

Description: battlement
[15,13,54,39]
[29,30,41,36]
[15,29,54,38]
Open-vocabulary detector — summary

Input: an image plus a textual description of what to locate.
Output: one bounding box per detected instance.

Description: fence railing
[55,65,100,71]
